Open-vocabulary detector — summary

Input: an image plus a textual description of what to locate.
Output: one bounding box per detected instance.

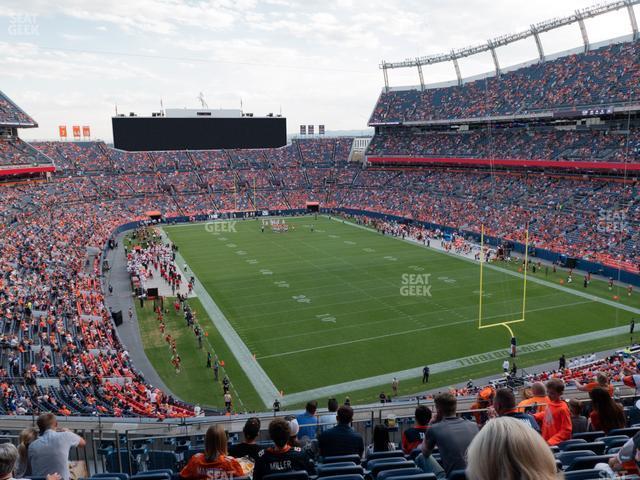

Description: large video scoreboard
[112,115,287,151]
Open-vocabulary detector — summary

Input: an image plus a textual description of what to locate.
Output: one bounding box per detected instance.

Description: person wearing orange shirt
[180,425,244,479]
[574,372,614,396]
[517,382,548,413]
[533,379,572,446]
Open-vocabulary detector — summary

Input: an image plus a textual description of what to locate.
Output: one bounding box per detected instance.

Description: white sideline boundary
[329,216,640,316]
[280,325,630,405]
[162,218,639,408]
[160,228,280,409]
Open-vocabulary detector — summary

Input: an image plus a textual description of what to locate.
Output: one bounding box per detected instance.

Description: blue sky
[0,0,637,141]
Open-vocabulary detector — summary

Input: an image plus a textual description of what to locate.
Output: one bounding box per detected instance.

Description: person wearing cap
[285,417,301,447]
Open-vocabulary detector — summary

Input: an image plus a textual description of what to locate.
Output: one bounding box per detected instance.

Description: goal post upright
[478,224,529,336]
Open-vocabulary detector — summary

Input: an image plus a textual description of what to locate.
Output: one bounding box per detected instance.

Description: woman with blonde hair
[180,425,244,479]
[15,427,38,478]
[466,417,561,480]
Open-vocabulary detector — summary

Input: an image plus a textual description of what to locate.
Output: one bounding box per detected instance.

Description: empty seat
[131,474,171,480]
[366,458,408,470]
[385,476,436,480]
[370,461,416,479]
[366,451,406,462]
[564,469,609,480]
[376,467,424,480]
[446,471,467,480]
[608,427,640,437]
[571,431,605,442]
[263,471,310,480]
[317,475,363,480]
[566,455,614,472]
[317,463,357,470]
[317,466,364,478]
[556,450,596,468]
[597,435,629,451]
[147,452,179,472]
[92,474,129,480]
[564,442,606,456]
[558,439,587,451]
[322,455,362,465]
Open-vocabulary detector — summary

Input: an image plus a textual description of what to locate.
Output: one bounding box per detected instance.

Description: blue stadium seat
[317,466,364,478]
[608,427,640,437]
[565,455,614,472]
[556,450,596,468]
[370,461,416,479]
[366,451,406,462]
[571,431,605,442]
[263,471,310,480]
[105,451,138,475]
[564,470,609,480]
[564,442,606,455]
[596,435,629,451]
[147,452,179,472]
[317,462,357,470]
[446,471,467,480]
[385,476,436,480]
[316,475,363,480]
[92,474,129,480]
[375,467,424,480]
[322,455,362,465]
[558,439,587,451]
[366,458,409,471]
[131,474,171,480]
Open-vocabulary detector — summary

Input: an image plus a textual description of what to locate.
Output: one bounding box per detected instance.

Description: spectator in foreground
[180,425,244,479]
[253,419,315,480]
[588,387,625,434]
[402,405,432,454]
[418,392,478,478]
[28,413,86,480]
[229,417,261,462]
[533,379,572,446]
[318,406,364,458]
[0,444,60,480]
[568,399,587,435]
[367,424,395,455]
[318,398,339,432]
[466,417,559,480]
[491,388,539,432]
[15,427,38,478]
[296,401,318,443]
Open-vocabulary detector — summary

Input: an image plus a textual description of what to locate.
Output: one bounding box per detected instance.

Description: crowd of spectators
[0,91,35,126]
[367,127,640,162]
[370,39,640,124]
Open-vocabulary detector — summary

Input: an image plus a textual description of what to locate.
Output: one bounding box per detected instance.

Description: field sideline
[141,215,639,410]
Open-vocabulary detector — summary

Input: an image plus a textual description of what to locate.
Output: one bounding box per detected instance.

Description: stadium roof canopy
[0,89,37,128]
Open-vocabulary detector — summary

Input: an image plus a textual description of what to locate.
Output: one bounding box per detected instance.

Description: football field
[149,216,640,410]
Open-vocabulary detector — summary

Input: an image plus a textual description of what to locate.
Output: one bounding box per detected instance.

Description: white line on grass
[330,216,640,316]
[280,324,631,406]
[160,228,280,409]
[256,299,591,360]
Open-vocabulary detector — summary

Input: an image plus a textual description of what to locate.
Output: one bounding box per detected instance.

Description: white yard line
[280,325,630,406]
[160,228,280,409]
[329,216,640,316]
[161,217,639,409]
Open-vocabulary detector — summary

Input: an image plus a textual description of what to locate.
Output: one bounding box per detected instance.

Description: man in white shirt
[29,413,86,480]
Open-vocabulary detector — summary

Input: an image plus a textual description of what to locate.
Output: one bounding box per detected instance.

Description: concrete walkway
[102,231,178,399]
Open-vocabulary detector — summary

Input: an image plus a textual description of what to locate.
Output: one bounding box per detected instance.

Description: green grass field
[136,216,639,411]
